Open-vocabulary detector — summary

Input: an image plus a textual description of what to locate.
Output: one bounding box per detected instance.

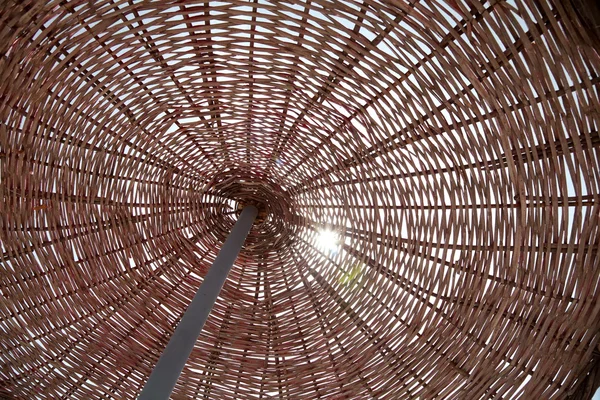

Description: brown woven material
[1,1,599,399]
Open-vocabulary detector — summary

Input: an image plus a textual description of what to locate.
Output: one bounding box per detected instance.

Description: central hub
[197,168,298,256]
[237,200,268,224]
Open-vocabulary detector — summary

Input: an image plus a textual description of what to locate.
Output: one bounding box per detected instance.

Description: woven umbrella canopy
[1,0,600,399]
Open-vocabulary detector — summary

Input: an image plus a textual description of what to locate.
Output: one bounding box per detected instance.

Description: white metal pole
[138,205,258,400]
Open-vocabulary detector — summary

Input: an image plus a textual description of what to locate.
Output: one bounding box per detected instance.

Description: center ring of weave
[198,169,297,258]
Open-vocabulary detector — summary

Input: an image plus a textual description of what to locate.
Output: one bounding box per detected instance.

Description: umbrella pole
[138,205,258,400]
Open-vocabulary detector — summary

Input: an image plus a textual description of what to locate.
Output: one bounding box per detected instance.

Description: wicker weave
[1,0,599,399]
